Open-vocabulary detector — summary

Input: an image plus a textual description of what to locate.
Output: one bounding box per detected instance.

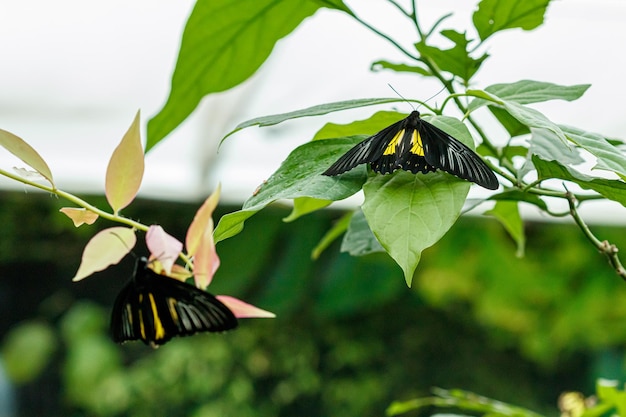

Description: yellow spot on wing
[149,293,166,340]
[383,130,405,155]
[409,130,424,156]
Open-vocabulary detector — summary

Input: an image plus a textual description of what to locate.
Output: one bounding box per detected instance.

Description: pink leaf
[193,226,220,289]
[59,207,99,227]
[216,295,276,319]
[186,184,221,257]
[105,111,144,214]
[146,225,183,275]
[0,128,54,187]
[72,227,136,281]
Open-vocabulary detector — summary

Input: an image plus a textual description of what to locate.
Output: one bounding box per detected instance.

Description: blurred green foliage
[0,191,625,416]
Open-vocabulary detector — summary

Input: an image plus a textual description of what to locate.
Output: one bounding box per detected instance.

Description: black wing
[110,263,237,347]
[418,121,499,190]
[322,119,407,176]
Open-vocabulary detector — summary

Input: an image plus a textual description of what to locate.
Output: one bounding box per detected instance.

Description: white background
[0,0,624,222]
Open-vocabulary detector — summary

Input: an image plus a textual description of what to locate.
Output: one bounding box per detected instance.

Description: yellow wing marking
[167,298,179,326]
[383,129,405,155]
[409,130,424,156]
[148,293,166,340]
[138,294,146,339]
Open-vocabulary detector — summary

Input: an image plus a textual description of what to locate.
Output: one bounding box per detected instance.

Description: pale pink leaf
[72,227,136,281]
[193,225,220,289]
[146,225,183,275]
[59,207,99,227]
[0,129,54,187]
[105,110,144,214]
[186,184,221,257]
[216,295,276,319]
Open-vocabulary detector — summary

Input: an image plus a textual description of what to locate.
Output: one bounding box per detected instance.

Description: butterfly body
[110,258,237,347]
[323,111,498,190]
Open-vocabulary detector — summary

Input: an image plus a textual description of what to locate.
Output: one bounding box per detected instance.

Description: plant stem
[0,167,148,232]
[565,191,626,280]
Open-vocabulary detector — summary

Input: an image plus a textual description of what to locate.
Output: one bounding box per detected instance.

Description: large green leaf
[561,125,626,179]
[472,0,550,41]
[533,156,626,206]
[147,0,322,151]
[415,29,488,82]
[214,136,367,243]
[362,171,470,287]
[221,98,407,143]
[361,115,474,286]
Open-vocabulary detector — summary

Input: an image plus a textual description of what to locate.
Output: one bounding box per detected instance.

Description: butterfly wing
[322,119,407,176]
[418,120,499,190]
[110,261,237,346]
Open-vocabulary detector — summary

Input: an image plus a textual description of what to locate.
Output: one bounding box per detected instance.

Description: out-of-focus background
[1,1,626,416]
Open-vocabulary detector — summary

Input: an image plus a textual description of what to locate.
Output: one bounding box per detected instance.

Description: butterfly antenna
[387,84,416,111]
[421,85,447,108]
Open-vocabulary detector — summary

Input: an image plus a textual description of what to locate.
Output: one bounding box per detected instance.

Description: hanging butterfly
[110,257,238,347]
[322,111,499,190]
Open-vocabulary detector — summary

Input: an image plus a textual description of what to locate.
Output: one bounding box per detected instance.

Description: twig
[565,190,626,281]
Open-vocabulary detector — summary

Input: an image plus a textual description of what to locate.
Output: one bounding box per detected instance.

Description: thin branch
[346,12,420,61]
[0,167,148,232]
[565,190,626,281]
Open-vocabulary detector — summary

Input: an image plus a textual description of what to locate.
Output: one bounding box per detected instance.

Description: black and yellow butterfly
[323,110,499,190]
[110,257,238,347]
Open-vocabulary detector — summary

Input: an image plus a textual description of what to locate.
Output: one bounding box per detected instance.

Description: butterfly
[322,111,499,190]
[110,257,238,347]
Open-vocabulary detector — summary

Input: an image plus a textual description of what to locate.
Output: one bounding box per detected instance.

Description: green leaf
[360,115,475,286]
[222,98,407,143]
[147,0,321,151]
[370,60,430,76]
[473,0,550,41]
[415,30,488,82]
[214,209,259,244]
[283,197,332,222]
[486,80,590,104]
[529,128,581,164]
[503,101,568,144]
[311,0,351,13]
[312,110,405,140]
[469,80,590,112]
[340,208,384,256]
[311,211,353,260]
[489,106,530,137]
[0,128,55,187]
[363,171,470,286]
[214,136,368,243]
[561,125,626,179]
[485,201,525,257]
[533,156,626,206]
